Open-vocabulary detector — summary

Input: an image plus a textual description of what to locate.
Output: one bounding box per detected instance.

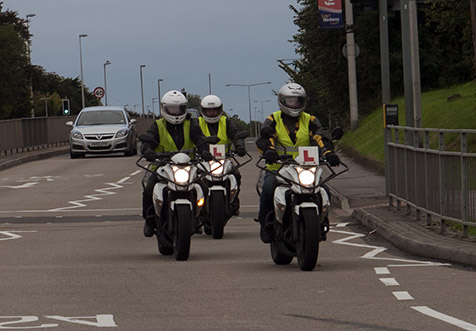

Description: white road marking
[374,267,390,274]
[2,182,38,189]
[411,306,476,331]
[130,170,142,176]
[335,222,350,227]
[0,208,140,214]
[0,231,37,241]
[392,291,414,301]
[116,176,130,184]
[379,278,400,286]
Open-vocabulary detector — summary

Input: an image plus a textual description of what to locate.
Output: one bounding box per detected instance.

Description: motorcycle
[256,127,348,271]
[137,134,219,261]
[198,131,252,239]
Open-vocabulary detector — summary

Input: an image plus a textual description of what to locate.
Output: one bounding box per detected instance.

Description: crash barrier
[0,116,154,156]
[385,126,476,237]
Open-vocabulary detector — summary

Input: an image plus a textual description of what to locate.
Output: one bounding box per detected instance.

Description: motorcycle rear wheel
[296,208,320,271]
[210,191,226,239]
[173,205,193,261]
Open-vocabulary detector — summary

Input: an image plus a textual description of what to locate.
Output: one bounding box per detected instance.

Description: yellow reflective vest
[199,116,232,150]
[155,118,195,155]
[267,111,311,170]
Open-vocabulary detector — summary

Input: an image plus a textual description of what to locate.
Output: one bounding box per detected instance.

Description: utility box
[383,104,399,127]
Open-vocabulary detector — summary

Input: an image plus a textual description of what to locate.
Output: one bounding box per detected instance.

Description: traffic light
[62,99,70,115]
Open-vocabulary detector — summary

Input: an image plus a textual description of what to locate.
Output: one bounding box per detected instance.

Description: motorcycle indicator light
[210,160,224,176]
[197,197,205,207]
[172,166,190,184]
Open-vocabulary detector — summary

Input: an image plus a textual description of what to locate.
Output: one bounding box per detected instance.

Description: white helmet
[278,83,307,117]
[161,90,188,124]
[200,95,223,124]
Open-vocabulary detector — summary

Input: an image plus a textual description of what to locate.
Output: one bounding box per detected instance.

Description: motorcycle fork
[291,194,321,242]
[167,190,195,233]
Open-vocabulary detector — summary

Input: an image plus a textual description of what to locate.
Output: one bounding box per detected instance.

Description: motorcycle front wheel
[296,208,320,271]
[210,190,226,239]
[173,204,193,261]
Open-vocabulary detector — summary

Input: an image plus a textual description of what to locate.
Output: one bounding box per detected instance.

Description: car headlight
[115,129,128,138]
[296,167,317,186]
[172,166,190,184]
[71,130,83,139]
[210,160,224,176]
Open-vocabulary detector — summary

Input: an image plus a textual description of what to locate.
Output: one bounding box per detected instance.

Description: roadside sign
[93,87,105,99]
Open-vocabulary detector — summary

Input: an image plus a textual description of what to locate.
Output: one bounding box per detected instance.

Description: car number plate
[90,142,109,147]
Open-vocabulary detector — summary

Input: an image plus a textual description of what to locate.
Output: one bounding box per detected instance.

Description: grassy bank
[339,81,476,164]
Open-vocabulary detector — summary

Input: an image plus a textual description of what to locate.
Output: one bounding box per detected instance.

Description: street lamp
[26,14,36,117]
[40,97,49,117]
[157,78,163,117]
[79,34,88,109]
[225,81,272,137]
[152,97,159,119]
[103,60,111,106]
[139,64,146,117]
[253,99,271,136]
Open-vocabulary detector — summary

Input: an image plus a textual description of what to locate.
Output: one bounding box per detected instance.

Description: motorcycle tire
[157,233,173,256]
[173,204,193,261]
[296,208,320,271]
[210,191,226,239]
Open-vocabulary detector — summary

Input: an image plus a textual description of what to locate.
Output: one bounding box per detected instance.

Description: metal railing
[385,126,476,237]
[0,116,154,156]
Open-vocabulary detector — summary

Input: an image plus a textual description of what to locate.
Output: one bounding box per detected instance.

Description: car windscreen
[76,111,126,126]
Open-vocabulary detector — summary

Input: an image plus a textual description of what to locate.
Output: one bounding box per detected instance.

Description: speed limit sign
[93,87,105,99]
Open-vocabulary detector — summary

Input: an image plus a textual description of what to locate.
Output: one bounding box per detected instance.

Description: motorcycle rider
[198,94,247,214]
[141,90,213,237]
[256,83,340,243]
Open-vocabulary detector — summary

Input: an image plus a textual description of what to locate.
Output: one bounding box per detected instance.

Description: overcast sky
[3,0,301,121]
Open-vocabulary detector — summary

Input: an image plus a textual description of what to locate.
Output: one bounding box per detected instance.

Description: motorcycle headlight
[297,167,317,186]
[210,160,224,177]
[172,166,190,184]
[71,130,83,139]
[115,129,128,138]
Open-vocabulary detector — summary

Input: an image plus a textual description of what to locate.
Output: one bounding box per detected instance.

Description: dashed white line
[392,291,414,301]
[374,267,390,274]
[412,306,476,331]
[379,278,400,286]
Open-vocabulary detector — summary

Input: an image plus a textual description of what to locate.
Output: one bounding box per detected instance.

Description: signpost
[93,87,105,100]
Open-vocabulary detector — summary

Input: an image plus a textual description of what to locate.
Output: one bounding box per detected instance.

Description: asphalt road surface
[1,152,475,330]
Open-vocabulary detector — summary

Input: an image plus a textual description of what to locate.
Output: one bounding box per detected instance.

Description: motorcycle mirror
[235,131,249,140]
[260,127,274,139]
[331,127,343,140]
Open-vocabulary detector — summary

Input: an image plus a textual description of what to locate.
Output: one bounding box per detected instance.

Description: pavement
[1,145,476,268]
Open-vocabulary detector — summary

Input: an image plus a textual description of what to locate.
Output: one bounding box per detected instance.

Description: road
[0,152,475,330]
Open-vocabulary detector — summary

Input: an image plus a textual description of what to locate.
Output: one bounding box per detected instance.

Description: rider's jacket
[256,110,333,170]
[198,115,245,152]
[140,114,205,156]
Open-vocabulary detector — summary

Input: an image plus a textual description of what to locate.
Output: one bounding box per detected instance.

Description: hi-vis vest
[155,118,195,155]
[267,111,311,170]
[199,116,232,150]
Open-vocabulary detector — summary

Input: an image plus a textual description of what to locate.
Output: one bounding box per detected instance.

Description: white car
[66,106,138,158]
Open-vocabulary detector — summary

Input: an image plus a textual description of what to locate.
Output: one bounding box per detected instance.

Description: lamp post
[103,60,111,106]
[133,104,139,114]
[157,78,163,116]
[225,81,271,137]
[79,34,88,109]
[253,99,271,136]
[152,97,159,119]
[139,64,146,117]
[26,14,36,117]
[40,97,49,117]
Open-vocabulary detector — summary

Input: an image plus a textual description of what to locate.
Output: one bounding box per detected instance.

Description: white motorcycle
[137,134,219,261]
[198,131,252,239]
[256,127,348,271]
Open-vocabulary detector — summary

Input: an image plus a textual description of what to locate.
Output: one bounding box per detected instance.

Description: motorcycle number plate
[210,144,225,160]
[298,147,319,165]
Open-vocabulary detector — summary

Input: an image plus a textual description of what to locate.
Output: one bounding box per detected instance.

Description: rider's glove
[325,152,340,167]
[264,149,278,164]
[236,145,246,157]
[201,150,213,162]
[145,150,156,162]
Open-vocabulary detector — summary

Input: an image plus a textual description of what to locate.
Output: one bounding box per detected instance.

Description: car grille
[84,134,115,140]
